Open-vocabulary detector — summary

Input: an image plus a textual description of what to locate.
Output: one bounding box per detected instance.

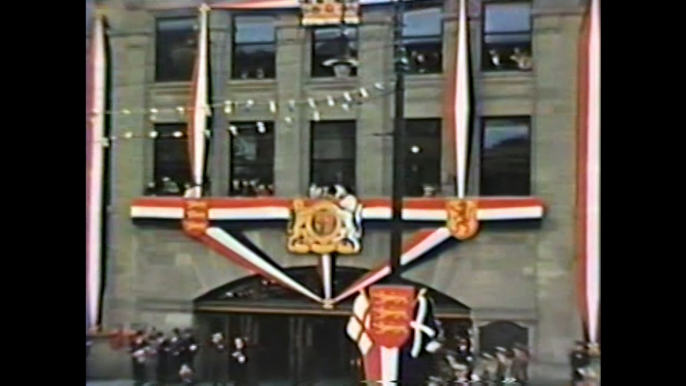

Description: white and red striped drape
[186,5,210,198]
[443,0,471,198]
[576,0,600,344]
[86,15,107,330]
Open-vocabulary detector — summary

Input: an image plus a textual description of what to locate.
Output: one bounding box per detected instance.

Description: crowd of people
[123,328,248,386]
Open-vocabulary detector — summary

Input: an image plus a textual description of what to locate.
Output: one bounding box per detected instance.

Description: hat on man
[480,352,495,360]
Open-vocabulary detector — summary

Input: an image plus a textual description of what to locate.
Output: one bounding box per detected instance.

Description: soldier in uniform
[570,341,590,385]
[129,330,149,386]
[454,337,474,379]
[473,352,498,385]
[156,336,172,386]
[180,329,199,371]
[495,347,515,383]
[230,337,249,386]
[208,332,229,386]
[512,343,530,385]
[169,328,183,383]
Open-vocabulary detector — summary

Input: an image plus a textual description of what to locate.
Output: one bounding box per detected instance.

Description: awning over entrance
[194,266,471,318]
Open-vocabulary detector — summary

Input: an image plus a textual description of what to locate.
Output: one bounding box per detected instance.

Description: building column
[274,16,307,196]
[209,12,231,196]
[357,11,393,196]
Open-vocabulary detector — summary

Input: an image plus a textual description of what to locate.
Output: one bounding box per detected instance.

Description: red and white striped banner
[187,5,210,198]
[86,15,107,329]
[576,0,600,344]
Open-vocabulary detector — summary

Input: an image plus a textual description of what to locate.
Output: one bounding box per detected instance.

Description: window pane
[310,121,356,189]
[480,118,531,196]
[155,18,197,82]
[404,119,441,197]
[232,43,276,79]
[403,7,442,37]
[484,3,531,33]
[230,122,275,196]
[152,124,191,195]
[234,16,275,44]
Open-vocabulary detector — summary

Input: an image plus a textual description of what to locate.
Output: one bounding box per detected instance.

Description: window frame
[231,15,277,80]
[479,116,532,196]
[229,121,276,195]
[402,1,445,75]
[154,17,198,82]
[310,26,359,78]
[309,120,357,190]
[404,118,443,197]
[480,1,533,72]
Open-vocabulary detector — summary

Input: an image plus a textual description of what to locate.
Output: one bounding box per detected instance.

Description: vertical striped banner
[86,15,107,330]
[576,0,600,344]
[187,4,210,198]
[445,0,471,198]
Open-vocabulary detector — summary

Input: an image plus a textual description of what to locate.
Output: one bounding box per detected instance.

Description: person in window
[489,49,502,68]
[145,181,158,196]
[230,337,249,386]
[129,330,149,386]
[510,47,532,70]
[422,184,437,197]
[208,332,229,386]
[160,176,181,195]
[570,341,590,385]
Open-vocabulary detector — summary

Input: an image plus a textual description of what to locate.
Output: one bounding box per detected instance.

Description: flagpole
[389,0,406,279]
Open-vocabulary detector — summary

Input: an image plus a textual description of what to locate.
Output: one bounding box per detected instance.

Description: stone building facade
[90,0,588,382]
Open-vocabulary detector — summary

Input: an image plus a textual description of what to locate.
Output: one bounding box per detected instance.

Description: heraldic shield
[287,197,363,255]
[183,200,209,237]
[368,286,416,348]
[446,199,479,240]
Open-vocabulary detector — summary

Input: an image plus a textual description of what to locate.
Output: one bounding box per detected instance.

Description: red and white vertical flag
[187,4,210,198]
[448,0,471,198]
[86,15,107,330]
[576,0,600,344]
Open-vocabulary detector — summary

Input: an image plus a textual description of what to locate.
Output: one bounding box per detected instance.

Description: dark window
[403,2,443,74]
[405,119,442,197]
[482,2,532,72]
[480,117,531,196]
[311,27,358,78]
[151,124,192,196]
[232,16,276,79]
[155,18,197,82]
[230,122,275,196]
[310,121,356,189]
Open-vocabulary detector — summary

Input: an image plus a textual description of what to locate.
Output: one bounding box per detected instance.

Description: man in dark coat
[230,337,249,386]
[169,328,184,382]
[570,341,590,385]
[208,332,229,386]
[129,330,148,386]
[180,329,199,370]
[398,288,441,385]
[156,337,172,386]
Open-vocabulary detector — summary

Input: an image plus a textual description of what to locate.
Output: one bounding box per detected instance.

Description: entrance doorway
[196,312,360,384]
[194,266,471,383]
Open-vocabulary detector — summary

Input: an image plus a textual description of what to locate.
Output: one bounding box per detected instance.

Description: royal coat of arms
[446,199,479,240]
[368,286,416,348]
[183,200,209,237]
[287,191,363,255]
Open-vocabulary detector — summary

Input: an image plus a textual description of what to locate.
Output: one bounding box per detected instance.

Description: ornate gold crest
[300,0,360,26]
[183,200,209,237]
[446,199,479,240]
[287,196,363,255]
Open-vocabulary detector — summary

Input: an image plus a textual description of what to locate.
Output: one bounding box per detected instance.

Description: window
[229,122,275,196]
[405,119,442,197]
[403,2,443,74]
[310,121,356,189]
[480,117,531,196]
[150,124,192,196]
[232,16,276,79]
[482,2,532,71]
[155,18,197,82]
[311,27,358,78]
